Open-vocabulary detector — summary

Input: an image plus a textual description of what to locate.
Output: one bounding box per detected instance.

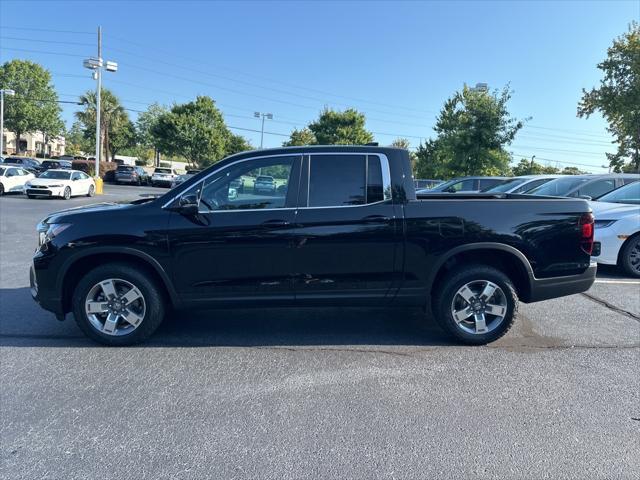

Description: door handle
[361,215,391,223]
[261,219,291,228]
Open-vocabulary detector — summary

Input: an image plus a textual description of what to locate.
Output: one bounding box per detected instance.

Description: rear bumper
[526,261,597,302]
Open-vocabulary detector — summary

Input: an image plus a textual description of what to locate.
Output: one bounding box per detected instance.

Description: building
[2,130,66,157]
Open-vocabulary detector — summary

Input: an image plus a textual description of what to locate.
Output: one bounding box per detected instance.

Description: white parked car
[25,169,96,200]
[590,182,640,277]
[151,167,179,187]
[0,165,35,195]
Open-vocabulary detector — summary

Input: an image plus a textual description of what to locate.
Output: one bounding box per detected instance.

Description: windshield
[155,168,171,174]
[256,176,273,182]
[529,177,590,196]
[483,178,529,193]
[117,166,134,171]
[0,167,5,175]
[597,182,640,204]
[429,179,459,192]
[39,170,71,180]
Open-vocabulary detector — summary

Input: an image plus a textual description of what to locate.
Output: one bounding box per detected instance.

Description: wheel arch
[58,247,180,313]
[426,243,535,314]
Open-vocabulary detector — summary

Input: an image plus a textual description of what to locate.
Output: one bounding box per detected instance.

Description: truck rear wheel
[71,263,165,346]
[433,265,518,345]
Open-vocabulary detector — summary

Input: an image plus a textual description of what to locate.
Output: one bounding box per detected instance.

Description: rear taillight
[579,212,594,255]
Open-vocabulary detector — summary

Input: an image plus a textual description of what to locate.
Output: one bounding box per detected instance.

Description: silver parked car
[481,175,562,194]
[528,174,639,200]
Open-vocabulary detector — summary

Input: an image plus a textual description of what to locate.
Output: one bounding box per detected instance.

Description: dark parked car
[253,175,276,194]
[528,174,639,200]
[115,165,151,185]
[3,156,42,174]
[419,176,510,194]
[40,159,72,172]
[31,146,596,346]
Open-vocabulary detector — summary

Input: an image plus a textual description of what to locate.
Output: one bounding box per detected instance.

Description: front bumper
[26,186,64,197]
[30,262,64,316]
[526,261,597,302]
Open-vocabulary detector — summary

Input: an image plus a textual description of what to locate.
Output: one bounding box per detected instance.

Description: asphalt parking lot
[1,185,639,479]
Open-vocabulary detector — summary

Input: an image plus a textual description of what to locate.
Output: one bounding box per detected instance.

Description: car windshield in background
[155,168,171,174]
[597,182,640,204]
[483,178,528,192]
[529,177,590,196]
[117,166,134,171]
[39,170,71,180]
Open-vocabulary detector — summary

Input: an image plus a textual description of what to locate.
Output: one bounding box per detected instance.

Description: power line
[0,46,85,58]
[0,36,94,47]
[0,26,95,35]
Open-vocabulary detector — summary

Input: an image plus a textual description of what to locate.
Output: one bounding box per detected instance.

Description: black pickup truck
[30,146,596,345]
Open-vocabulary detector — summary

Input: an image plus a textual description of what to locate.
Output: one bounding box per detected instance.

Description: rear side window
[308,155,366,207]
[578,179,616,198]
[514,178,550,193]
[366,155,384,203]
[478,179,503,190]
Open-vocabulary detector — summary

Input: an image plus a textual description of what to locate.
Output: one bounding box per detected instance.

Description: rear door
[291,153,400,305]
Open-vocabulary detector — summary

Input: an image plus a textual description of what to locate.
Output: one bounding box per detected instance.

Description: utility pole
[530,155,536,174]
[95,26,102,177]
[254,112,273,149]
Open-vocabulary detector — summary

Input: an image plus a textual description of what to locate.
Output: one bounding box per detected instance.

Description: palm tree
[75,88,129,161]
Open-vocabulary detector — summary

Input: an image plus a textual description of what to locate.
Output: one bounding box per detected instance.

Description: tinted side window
[308,155,365,207]
[579,179,616,198]
[478,179,502,190]
[622,177,639,185]
[72,172,81,180]
[366,155,384,203]
[451,179,475,191]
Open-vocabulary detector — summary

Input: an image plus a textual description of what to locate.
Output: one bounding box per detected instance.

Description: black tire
[27,194,35,199]
[620,235,640,278]
[72,263,165,346]
[137,177,142,186]
[433,264,518,345]
[0,183,4,196]
[87,185,95,197]
[63,186,71,200]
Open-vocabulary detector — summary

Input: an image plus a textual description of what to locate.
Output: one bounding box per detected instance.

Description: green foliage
[560,166,587,175]
[578,22,640,173]
[226,133,253,156]
[136,103,168,150]
[511,158,560,176]
[283,127,317,146]
[415,85,524,179]
[152,96,230,167]
[0,59,63,151]
[308,108,374,145]
[65,121,92,156]
[75,88,134,160]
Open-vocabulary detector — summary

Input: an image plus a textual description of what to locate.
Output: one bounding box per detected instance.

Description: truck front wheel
[433,265,518,345]
[71,263,165,345]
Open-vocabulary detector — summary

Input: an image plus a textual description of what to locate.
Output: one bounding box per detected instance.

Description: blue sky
[1,0,638,172]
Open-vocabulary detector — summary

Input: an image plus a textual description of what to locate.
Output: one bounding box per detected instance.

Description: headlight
[48,184,63,188]
[25,181,32,187]
[38,223,71,246]
[594,220,617,229]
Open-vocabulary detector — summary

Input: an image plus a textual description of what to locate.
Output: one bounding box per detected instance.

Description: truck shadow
[0,287,453,348]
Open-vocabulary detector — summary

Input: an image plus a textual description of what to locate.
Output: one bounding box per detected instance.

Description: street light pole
[95,26,102,177]
[83,26,117,193]
[254,112,273,149]
[0,89,16,156]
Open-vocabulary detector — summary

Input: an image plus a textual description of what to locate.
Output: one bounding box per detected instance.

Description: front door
[167,154,302,307]
[292,153,401,305]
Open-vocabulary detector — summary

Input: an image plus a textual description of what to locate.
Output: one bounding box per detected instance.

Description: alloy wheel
[84,278,146,336]
[450,280,508,334]
[628,239,640,275]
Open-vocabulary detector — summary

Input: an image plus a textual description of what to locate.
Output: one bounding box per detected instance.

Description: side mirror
[176,193,199,215]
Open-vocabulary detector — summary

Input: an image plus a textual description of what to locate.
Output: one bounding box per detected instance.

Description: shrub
[72,160,118,180]
[135,159,147,166]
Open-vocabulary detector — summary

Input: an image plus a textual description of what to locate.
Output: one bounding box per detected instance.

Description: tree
[136,103,168,165]
[283,127,317,146]
[225,133,253,156]
[0,60,63,154]
[511,158,560,176]
[65,120,92,156]
[578,22,640,173]
[390,138,411,150]
[75,88,133,161]
[152,96,230,167]
[415,85,524,178]
[561,166,586,175]
[308,108,374,145]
